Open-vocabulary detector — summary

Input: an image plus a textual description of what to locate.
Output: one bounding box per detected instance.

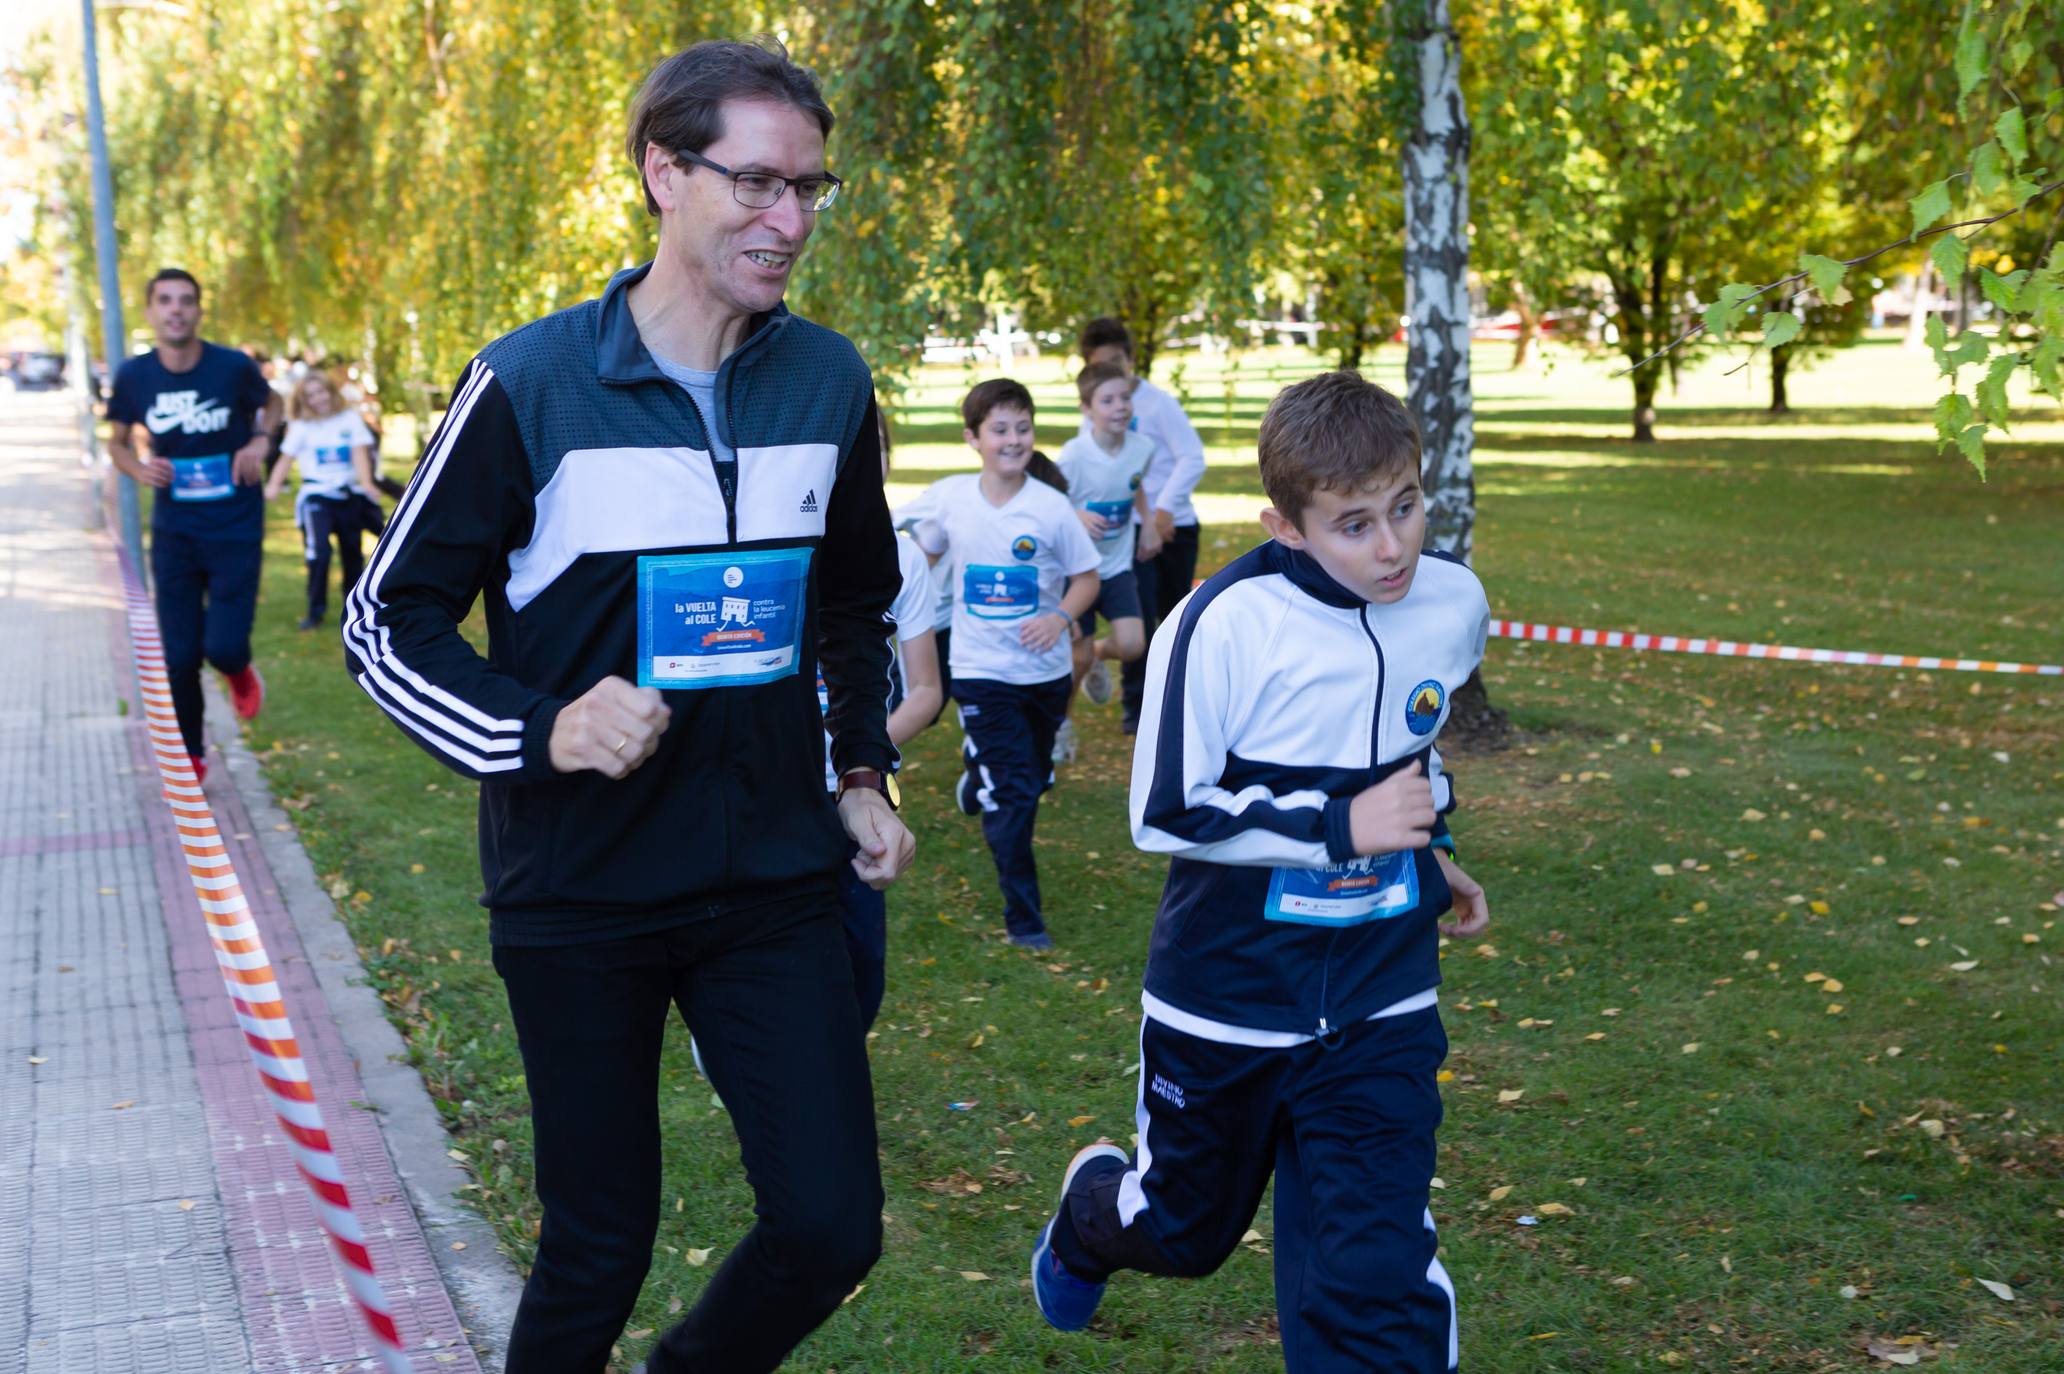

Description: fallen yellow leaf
[1067,1115,1096,1127]
[960,1271,991,1282]
[1534,1202,1574,1217]
[1497,1089,1525,1104]
[1488,1185,1513,1202]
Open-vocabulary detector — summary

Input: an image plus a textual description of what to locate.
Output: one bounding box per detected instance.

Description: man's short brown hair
[1075,361,1132,407]
[1257,371,1421,527]
[1078,316,1133,361]
[962,378,1034,432]
[626,38,834,217]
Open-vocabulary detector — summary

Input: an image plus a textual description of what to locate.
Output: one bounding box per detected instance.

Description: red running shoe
[226,664,265,720]
[191,755,209,786]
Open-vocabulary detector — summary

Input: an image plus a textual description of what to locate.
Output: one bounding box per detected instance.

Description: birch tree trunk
[1399,0,1475,563]
[1398,0,1506,743]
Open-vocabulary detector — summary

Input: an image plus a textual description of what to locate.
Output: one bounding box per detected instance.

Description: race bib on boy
[637,547,812,689]
[963,563,1038,620]
[1264,850,1418,927]
[1086,499,1132,541]
[168,454,233,502]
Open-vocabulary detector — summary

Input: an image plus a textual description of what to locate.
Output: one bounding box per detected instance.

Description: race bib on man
[637,547,811,689]
[1264,850,1418,926]
[168,454,233,502]
[963,563,1038,620]
[1086,499,1132,541]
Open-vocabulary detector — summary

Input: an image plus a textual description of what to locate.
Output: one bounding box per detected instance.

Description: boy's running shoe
[1083,659,1114,705]
[1051,718,1077,765]
[1008,929,1054,951]
[225,664,265,720]
[1032,1141,1129,1331]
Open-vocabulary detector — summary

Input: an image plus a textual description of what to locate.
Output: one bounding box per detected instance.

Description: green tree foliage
[1474,0,1858,441]
[1689,0,2063,474]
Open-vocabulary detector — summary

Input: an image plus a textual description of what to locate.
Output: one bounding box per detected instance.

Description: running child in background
[912,380,1100,950]
[1031,371,1492,1372]
[265,369,385,631]
[820,407,943,1027]
[1056,362,1160,743]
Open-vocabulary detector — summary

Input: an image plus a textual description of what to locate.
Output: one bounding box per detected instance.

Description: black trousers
[150,528,261,758]
[299,493,384,621]
[1120,522,1202,726]
[492,901,883,1374]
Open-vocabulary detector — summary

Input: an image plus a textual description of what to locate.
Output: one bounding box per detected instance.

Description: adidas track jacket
[343,264,900,943]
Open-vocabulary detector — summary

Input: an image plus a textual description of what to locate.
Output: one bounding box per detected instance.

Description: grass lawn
[242,336,2062,1371]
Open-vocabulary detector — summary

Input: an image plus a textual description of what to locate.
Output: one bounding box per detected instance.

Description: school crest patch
[1404,679,1445,736]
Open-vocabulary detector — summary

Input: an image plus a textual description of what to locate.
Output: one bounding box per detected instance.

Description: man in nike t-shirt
[106,269,280,782]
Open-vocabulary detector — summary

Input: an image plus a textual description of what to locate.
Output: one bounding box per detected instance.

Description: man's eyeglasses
[673,149,842,212]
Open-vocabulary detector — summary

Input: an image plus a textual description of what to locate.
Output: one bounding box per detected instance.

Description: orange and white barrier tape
[1489,619,2062,677]
[117,551,415,1374]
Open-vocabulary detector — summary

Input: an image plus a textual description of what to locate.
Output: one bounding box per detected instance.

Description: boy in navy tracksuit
[1031,371,1493,1372]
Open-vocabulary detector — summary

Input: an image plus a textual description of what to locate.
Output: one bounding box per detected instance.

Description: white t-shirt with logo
[911,473,1100,686]
[1056,430,1153,579]
[281,409,376,500]
[1075,376,1206,526]
[822,531,938,789]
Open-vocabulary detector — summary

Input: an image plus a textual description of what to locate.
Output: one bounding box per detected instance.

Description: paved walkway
[0,393,499,1372]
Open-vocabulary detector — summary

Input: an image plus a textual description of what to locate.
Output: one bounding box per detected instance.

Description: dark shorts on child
[1075,569,1142,638]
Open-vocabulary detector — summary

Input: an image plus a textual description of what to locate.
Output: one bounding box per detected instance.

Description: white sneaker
[1083,658,1114,706]
[1051,718,1078,765]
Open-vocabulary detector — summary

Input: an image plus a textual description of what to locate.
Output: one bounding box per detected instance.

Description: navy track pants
[953,675,1071,939]
[1058,1007,1459,1372]
[149,529,262,758]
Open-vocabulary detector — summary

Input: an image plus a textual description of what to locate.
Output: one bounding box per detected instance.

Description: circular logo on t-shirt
[723,566,744,588]
[1404,679,1445,736]
[1011,535,1038,561]
[1129,472,1142,491]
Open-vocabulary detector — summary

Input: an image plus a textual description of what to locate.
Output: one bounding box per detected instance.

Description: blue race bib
[963,563,1039,620]
[1264,850,1418,927]
[1086,499,1132,540]
[169,454,233,502]
[313,443,353,470]
[637,547,812,689]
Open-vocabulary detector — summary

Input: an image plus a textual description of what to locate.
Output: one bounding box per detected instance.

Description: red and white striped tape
[1490,619,2062,677]
[116,551,415,1374]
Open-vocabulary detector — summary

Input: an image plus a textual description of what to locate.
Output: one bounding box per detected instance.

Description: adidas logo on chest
[799,488,819,514]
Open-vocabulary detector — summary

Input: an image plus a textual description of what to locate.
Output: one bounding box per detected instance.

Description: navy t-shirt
[107,342,272,540]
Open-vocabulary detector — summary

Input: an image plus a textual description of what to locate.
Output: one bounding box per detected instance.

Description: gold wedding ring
[612,735,628,756]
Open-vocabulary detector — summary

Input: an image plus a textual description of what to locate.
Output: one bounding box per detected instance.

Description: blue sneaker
[1008,929,1054,951]
[1032,1141,1129,1331]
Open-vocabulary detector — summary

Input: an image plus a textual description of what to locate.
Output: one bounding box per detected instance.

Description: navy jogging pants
[1056,1007,1459,1372]
[953,675,1071,939]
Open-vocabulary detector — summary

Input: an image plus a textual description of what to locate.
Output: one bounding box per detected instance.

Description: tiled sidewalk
[0,394,494,1372]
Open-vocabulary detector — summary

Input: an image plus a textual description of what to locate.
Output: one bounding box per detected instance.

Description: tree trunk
[1769,343,1791,413]
[1397,0,1506,743]
[1510,282,1536,369]
[1631,366,1659,442]
[1399,0,1476,564]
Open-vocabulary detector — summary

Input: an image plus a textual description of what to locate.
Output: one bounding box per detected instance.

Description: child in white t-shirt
[1056,361,1162,720]
[912,379,1100,949]
[265,369,383,631]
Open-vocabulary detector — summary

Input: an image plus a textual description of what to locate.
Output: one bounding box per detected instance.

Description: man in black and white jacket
[344,40,909,1374]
